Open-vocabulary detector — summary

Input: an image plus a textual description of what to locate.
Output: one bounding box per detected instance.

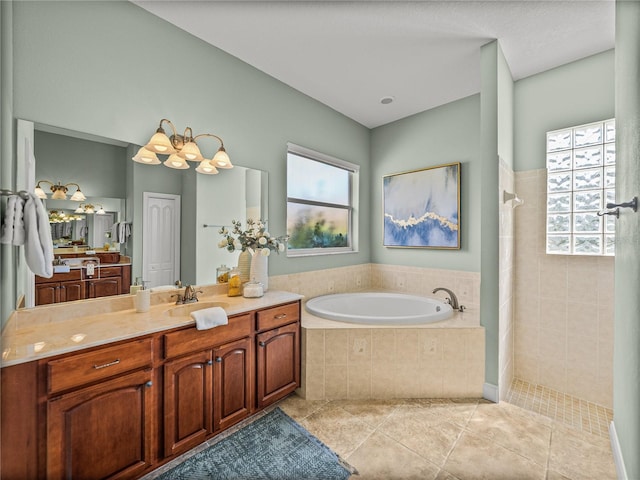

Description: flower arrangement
[218,219,286,256]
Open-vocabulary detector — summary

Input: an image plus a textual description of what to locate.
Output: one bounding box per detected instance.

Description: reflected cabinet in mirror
[9,122,268,310]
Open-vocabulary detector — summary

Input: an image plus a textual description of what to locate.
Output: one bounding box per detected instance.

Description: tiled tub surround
[269,263,484,401]
[514,169,614,408]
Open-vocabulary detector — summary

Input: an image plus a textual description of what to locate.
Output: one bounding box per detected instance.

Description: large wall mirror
[10,120,268,310]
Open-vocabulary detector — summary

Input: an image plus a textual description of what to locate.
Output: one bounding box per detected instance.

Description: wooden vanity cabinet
[35,279,85,305]
[162,314,253,458]
[256,303,301,408]
[86,276,122,298]
[45,337,155,480]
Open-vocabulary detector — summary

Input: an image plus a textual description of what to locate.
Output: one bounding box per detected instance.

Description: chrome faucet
[432,287,465,312]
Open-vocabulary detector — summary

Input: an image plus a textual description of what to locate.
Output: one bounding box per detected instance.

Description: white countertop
[1,290,303,367]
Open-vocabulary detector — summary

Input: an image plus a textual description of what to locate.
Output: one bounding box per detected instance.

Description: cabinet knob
[215,357,222,363]
[258,341,266,347]
[145,381,153,388]
[207,359,213,365]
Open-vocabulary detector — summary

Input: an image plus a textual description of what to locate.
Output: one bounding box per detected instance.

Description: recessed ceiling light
[380,96,395,105]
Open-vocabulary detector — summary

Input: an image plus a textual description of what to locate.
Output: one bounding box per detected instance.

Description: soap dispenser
[130,277,142,295]
[135,281,150,313]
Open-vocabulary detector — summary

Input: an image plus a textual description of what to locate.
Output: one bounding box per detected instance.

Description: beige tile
[370,360,397,398]
[299,403,374,458]
[348,364,372,399]
[468,402,552,466]
[348,329,372,365]
[444,431,546,480]
[396,329,421,363]
[549,424,617,479]
[434,470,462,480]
[276,393,328,421]
[346,430,440,480]
[325,365,348,399]
[303,363,325,400]
[325,329,348,366]
[305,329,325,366]
[371,329,396,362]
[379,406,463,468]
[333,399,399,428]
[425,399,479,428]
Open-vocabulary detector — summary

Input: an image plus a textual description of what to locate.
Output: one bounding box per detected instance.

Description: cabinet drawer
[47,338,153,394]
[256,302,300,331]
[164,313,252,359]
[35,269,82,283]
[99,266,122,277]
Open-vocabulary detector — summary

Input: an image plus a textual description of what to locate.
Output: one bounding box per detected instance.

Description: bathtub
[305,292,453,325]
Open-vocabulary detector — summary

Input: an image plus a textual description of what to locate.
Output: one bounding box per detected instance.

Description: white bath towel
[23,193,54,278]
[191,307,228,331]
[0,195,26,246]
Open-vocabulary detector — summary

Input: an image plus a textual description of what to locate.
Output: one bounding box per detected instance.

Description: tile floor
[507,378,613,438]
[278,394,618,480]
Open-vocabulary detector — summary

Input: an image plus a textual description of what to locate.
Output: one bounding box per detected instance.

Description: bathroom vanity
[1,291,301,480]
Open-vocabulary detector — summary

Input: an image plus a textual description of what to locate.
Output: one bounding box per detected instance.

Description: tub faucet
[432,287,465,312]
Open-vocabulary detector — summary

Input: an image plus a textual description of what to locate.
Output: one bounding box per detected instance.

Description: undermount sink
[165,301,230,318]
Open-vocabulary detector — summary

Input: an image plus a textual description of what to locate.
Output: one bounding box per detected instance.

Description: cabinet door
[87,277,122,298]
[163,350,213,457]
[47,369,154,480]
[59,280,85,302]
[256,322,300,408]
[35,282,59,305]
[213,337,252,432]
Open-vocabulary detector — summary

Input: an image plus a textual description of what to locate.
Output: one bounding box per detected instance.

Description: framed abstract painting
[383,162,460,249]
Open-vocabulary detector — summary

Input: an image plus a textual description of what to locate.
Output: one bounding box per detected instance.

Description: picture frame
[383,162,460,249]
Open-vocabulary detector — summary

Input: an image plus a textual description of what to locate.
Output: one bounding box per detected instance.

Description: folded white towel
[191,307,228,331]
[23,193,54,278]
[0,195,26,246]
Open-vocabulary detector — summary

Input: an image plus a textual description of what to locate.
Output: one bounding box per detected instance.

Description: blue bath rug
[155,407,354,480]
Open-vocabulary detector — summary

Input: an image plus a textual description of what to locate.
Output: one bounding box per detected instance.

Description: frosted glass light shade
[132,146,161,165]
[145,131,176,154]
[34,185,47,199]
[51,188,67,200]
[75,206,84,213]
[195,160,219,175]
[164,154,189,170]
[178,141,204,161]
[70,189,86,202]
[96,206,106,215]
[212,147,232,169]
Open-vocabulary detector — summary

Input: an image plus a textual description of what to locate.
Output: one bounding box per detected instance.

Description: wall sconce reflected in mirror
[74,204,105,215]
[132,118,231,174]
[503,191,524,208]
[35,180,86,201]
[48,210,84,223]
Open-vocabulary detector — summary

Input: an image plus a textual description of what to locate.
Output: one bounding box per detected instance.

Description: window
[546,119,615,256]
[286,143,359,256]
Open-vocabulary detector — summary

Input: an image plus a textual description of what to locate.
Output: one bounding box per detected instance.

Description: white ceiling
[133,1,615,128]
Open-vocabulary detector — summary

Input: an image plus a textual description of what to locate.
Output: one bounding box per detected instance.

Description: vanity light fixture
[35,180,86,201]
[48,210,84,223]
[133,118,232,175]
[74,203,105,215]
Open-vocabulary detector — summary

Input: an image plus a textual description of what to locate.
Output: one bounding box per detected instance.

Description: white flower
[258,236,267,246]
[264,231,271,238]
[234,240,242,250]
[278,243,285,252]
[218,239,227,248]
[260,248,271,256]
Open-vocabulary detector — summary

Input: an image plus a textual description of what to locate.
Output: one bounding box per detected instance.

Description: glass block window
[546,119,615,256]
[286,143,359,256]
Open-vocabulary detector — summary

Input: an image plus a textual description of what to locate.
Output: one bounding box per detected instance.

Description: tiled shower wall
[499,159,515,401]
[514,170,614,408]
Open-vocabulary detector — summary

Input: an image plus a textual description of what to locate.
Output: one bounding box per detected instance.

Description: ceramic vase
[237,250,251,283]
[250,250,269,292]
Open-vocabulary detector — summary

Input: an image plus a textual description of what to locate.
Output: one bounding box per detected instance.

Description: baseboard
[483,382,499,403]
[609,421,628,480]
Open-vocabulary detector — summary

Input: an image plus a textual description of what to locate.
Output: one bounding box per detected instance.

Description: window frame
[286,142,359,257]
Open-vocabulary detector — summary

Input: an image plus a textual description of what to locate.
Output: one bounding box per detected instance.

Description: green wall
[514,50,614,172]
[370,94,481,271]
[613,1,640,477]
[8,0,371,280]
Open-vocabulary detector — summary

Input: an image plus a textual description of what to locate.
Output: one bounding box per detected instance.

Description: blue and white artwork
[383,163,460,248]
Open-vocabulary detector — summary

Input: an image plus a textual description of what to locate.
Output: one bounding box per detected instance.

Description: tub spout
[432,287,465,312]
